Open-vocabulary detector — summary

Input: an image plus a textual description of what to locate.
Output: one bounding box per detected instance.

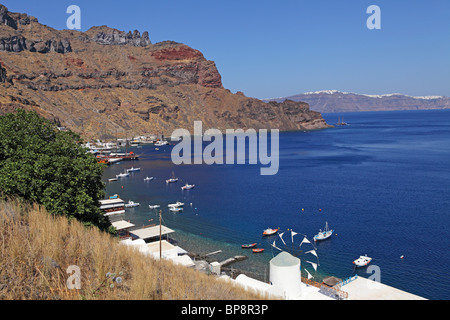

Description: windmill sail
[300,236,311,247]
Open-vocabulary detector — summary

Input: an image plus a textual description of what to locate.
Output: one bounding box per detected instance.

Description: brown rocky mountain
[0,4,331,140]
[265,90,450,113]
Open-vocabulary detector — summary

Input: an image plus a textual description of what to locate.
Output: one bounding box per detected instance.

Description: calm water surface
[104,109,450,300]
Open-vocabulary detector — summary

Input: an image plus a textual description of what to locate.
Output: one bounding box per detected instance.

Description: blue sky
[2,0,449,99]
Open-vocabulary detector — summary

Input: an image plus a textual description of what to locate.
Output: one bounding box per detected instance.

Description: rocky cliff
[0,4,331,139]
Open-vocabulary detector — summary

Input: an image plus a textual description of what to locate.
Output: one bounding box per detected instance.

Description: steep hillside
[0,4,331,140]
[0,198,265,300]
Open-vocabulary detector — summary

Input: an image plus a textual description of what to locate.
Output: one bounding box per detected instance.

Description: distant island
[264,90,450,113]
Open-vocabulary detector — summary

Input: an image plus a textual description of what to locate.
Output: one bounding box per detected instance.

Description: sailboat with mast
[336,116,347,126]
[166,171,178,184]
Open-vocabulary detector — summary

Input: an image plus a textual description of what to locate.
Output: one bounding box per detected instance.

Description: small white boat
[155,140,169,146]
[148,205,160,209]
[353,255,372,267]
[166,171,178,183]
[116,172,130,178]
[125,200,140,208]
[181,183,195,190]
[313,222,333,241]
[108,158,123,164]
[144,177,155,181]
[127,167,141,172]
[108,178,118,182]
[168,201,184,208]
[169,207,183,213]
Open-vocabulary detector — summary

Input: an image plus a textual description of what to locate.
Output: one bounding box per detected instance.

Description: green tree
[0,110,112,231]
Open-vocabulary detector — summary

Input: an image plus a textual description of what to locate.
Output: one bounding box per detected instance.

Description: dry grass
[0,198,266,300]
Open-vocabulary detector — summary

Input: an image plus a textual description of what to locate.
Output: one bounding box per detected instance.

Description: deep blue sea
[104,109,450,300]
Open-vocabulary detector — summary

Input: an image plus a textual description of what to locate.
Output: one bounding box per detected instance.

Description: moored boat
[154,140,169,146]
[169,207,183,213]
[116,172,130,178]
[313,222,334,242]
[263,228,279,236]
[166,171,178,183]
[353,255,372,267]
[127,167,141,172]
[125,200,140,208]
[252,248,264,253]
[242,243,257,249]
[168,201,184,208]
[148,205,160,209]
[144,177,155,181]
[181,183,195,190]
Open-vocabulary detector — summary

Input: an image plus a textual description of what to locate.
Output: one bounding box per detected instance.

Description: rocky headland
[0,4,331,139]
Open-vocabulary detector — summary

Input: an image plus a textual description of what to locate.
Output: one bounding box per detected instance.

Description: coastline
[101,109,450,300]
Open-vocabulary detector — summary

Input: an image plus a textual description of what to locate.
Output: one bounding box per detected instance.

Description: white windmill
[268,229,320,281]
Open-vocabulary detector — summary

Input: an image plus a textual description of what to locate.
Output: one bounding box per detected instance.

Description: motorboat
[127,167,141,172]
[148,205,160,209]
[252,248,264,253]
[169,207,183,213]
[108,178,118,182]
[144,177,155,181]
[125,200,140,208]
[241,243,257,249]
[313,222,333,242]
[116,172,130,178]
[353,255,372,267]
[168,201,184,208]
[181,183,195,190]
[154,140,169,146]
[263,228,279,236]
[108,158,122,164]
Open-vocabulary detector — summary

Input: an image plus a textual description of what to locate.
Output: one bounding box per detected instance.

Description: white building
[233,251,334,300]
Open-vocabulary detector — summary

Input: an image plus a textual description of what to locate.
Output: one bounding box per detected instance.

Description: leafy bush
[0,110,111,231]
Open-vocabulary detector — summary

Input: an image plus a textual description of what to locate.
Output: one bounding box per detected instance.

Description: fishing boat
[126,167,141,172]
[181,183,195,190]
[169,207,183,213]
[125,200,140,208]
[241,243,257,249]
[116,172,130,178]
[353,255,372,267]
[168,201,184,208]
[263,228,279,236]
[252,248,264,253]
[313,222,334,242]
[144,177,155,181]
[148,205,160,209]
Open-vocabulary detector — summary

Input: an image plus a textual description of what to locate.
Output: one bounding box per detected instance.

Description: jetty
[219,256,248,267]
